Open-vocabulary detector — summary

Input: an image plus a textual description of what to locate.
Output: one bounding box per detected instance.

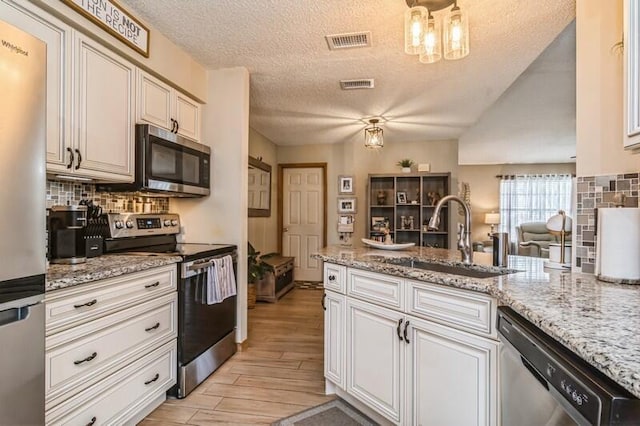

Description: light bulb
[444,5,469,60]
[419,13,441,64]
[411,16,422,47]
[404,6,428,55]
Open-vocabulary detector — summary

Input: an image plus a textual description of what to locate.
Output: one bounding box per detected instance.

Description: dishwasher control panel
[498,309,602,423]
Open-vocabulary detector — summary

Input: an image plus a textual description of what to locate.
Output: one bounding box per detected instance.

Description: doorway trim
[277,163,328,253]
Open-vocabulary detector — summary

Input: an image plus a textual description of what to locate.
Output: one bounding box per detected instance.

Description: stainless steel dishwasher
[498,307,640,426]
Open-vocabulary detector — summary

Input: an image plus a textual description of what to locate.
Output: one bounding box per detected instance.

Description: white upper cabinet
[1,1,73,171]
[74,33,135,180]
[138,70,202,142]
[624,0,640,148]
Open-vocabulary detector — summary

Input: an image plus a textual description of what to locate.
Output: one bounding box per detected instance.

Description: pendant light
[444,1,469,60]
[419,11,442,64]
[403,0,469,63]
[404,5,428,55]
[364,119,384,148]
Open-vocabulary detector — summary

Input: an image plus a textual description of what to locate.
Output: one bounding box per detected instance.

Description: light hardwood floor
[140,288,333,425]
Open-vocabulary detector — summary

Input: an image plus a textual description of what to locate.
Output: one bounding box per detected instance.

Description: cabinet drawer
[45,264,176,335]
[47,340,176,425]
[46,293,177,407]
[324,263,346,293]
[347,268,404,310]
[407,280,496,338]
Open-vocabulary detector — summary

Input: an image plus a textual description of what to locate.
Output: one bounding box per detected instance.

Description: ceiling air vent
[325,31,372,50]
[340,79,375,90]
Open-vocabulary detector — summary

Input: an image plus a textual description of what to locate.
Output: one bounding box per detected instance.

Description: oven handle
[182,253,238,277]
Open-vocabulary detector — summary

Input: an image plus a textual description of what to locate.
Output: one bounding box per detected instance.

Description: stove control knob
[576,395,583,405]
[126,220,134,229]
[115,220,124,229]
[546,364,556,377]
[164,219,172,227]
[171,219,178,226]
[572,391,578,401]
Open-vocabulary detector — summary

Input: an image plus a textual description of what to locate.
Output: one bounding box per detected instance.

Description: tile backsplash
[574,173,639,273]
[46,179,169,213]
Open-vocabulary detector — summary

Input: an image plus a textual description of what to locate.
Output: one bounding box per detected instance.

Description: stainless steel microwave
[98,124,210,197]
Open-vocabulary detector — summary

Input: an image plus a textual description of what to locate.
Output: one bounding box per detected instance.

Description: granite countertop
[46,254,183,291]
[313,245,640,399]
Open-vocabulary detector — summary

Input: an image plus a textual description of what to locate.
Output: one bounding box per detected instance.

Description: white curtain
[499,174,573,243]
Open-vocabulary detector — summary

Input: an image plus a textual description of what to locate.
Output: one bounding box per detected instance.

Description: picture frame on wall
[338,175,354,194]
[396,191,407,204]
[338,197,357,213]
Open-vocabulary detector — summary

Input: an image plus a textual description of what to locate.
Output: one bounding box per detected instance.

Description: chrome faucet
[428,195,473,265]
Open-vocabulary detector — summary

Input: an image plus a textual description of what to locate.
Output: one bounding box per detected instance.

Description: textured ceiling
[123,0,576,149]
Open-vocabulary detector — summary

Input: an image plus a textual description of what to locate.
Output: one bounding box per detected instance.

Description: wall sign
[63,0,150,57]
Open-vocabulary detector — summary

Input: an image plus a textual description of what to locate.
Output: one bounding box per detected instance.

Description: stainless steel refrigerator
[0,19,46,425]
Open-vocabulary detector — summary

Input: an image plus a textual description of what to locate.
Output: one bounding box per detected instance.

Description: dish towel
[206,255,237,304]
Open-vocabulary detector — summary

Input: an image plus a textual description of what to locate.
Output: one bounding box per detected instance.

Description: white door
[324,290,345,388]
[282,167,324,281]
[406,316,498,426]
[346,298,404,424]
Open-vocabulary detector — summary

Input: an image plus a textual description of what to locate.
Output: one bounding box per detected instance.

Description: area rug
[272,398,378,426]
[294,280,323,290]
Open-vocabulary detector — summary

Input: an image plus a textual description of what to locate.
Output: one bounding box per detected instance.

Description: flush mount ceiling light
[364,119,384,149]
[404,0,469,64]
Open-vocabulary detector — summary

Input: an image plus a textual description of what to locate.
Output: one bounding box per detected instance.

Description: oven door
[140,124,210,196]
[179,256,237,366]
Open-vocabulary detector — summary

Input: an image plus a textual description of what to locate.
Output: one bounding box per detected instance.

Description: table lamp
[544,210,572,270]
[484,212,500,236]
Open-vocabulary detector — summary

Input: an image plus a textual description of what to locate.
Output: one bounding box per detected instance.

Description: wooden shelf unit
[368,173,451,248]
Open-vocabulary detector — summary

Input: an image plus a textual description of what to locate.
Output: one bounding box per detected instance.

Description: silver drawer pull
[145,322,160,332]
[74,299,97,309]
[144,281,160,289]
[86,416,96,426]
[144,373,160,385]
[74,352,97,365]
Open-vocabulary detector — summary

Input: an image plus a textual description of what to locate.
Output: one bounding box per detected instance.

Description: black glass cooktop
[104,234,236,261]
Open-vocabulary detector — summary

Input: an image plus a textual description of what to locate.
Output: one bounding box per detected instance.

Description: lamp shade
[484,213,500,225]
[444,3,469,60]
[547,211,572,234]
[404,6,428,55]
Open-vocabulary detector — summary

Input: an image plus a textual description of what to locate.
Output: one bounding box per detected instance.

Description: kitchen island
[313,245,640,424]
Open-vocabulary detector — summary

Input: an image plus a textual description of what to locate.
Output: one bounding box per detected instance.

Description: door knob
[283,228,289,232]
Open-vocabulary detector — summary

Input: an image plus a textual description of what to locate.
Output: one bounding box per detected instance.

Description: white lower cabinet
[406,316,498,426]
[324,263,499,426]
[324,290,345,388]
[45,265,178,425]
[346,298,405,424]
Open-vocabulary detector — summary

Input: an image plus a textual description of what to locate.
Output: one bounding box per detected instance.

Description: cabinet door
[406,316,498,426]
[74,34,134,181]
[346,298,404,424]
[173,90,201,141]
[1,1,73,172]
[624,0,640,148]
[137,70,173,131]
[324,291,345,389]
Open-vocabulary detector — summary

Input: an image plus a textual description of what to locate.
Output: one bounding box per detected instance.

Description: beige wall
[278,138,459,247]
[248,128,278,255]
[171,67,250,342]
[458,163,576,242]
[576,0,640,176]
[33,0,208,100]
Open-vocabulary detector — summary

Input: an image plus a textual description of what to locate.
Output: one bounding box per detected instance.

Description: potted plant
[247,242,267,309]
[397,159,414,173]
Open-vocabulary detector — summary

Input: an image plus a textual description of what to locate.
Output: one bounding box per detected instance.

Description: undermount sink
[387,259,515,279]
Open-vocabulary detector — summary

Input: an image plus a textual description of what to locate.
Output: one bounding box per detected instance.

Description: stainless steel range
[99,213,237,398]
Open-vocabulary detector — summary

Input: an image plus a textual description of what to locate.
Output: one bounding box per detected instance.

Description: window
[499,174,573,243]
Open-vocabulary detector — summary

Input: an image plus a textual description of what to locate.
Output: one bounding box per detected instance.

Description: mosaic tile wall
[46,180,170,213]
[574,173,639,273]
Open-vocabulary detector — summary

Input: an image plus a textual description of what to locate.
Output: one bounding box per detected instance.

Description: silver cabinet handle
[86,416,96,426]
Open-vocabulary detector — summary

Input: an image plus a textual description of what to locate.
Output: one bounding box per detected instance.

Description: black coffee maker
[48,205,87,264]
